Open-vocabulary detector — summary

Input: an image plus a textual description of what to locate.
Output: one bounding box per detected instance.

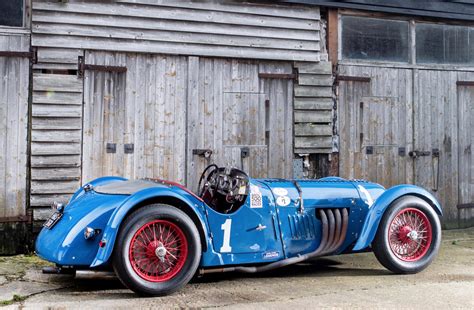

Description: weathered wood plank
[36,47,82,64]
[298,74,333,86]
[32,35,320,62]
[33,23,320,51]
[295,85,333,97]
[31,180,80,194]
[31,167,81,181]
[295,123,332,136]
[32,130,81,143]
[294,97,333,110]
[30,194,72,207]
[32,117,82,130]
[294,110,332,123]
[295,147,332,154]
[117,0,320,20]
[33,208,54,221]
[31,142,81,155]
[31,155,81,168]
[295,136,333,148]
[295,61,332,74]
[32,105,82,118]
[33,10,319,41]
[33,91,82,105]
[33,74,82,92]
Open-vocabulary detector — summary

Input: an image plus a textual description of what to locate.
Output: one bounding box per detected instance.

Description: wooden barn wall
[30,73,83,221]
[28,0,320,221]
[293,61,334,154]
[338,64,474,228]
[0,32,31,252]
[31,0,321,68]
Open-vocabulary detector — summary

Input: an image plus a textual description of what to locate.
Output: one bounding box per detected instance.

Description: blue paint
[35,176,442,270]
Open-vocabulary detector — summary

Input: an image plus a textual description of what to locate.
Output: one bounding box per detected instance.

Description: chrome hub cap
[155,243,167,262]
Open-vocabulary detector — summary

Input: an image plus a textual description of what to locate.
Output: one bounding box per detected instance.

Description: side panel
[201,180,284,266]
[263,179,363,258]
[352,185,442,251]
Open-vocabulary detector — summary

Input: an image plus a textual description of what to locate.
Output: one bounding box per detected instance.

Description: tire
[113,204,201,296]
[372,195,441,274]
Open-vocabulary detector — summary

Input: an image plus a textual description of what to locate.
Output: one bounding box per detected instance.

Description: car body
[36,165,442,296]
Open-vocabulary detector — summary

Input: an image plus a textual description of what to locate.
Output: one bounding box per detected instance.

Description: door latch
[106,143,116,153]
[409,150,431,158]
[124,144,134,154]
[241,147,250,159]
[193,149,212,158]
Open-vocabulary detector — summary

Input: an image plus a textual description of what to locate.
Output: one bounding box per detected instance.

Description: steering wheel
[197,164,219,197]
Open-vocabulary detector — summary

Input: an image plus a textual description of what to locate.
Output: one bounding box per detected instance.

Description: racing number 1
[220,219,232,252]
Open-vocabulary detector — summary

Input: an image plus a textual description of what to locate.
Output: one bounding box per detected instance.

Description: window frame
[340,15,411,64]
[0,0,30,32]
[338,9,474,69]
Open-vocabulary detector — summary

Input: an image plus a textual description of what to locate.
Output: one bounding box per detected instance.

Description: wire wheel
[129,220,188,282]
[388,208,432,262]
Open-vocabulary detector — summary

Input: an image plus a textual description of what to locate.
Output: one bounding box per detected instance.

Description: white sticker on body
[272,187,288,196]
[276,195,291,207]
[250,185,263,208]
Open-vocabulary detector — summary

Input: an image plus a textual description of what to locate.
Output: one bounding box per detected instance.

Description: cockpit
[197,164,250,214]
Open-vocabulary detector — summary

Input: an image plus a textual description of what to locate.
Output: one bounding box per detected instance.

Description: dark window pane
[0,0,23,27]
[341,16,409,62]
[416,23,474,65]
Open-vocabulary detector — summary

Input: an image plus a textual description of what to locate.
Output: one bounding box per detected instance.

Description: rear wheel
[372,196,441,274]
[113,204,201,296]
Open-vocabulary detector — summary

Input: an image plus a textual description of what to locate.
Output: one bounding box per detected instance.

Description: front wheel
[372,195,441,274]
[113,204,201,296]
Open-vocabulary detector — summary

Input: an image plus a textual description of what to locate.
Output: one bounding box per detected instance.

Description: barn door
[457,81,474,226]
[338,66,414,187]
[186,58,293,192]
[82,52,188,184]
[82,54,129,183]
[0,52,29,222]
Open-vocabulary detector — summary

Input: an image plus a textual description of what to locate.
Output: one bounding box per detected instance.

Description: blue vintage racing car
[36,165,442,296]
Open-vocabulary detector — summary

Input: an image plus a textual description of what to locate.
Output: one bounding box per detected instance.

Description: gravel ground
[0,227,472,309]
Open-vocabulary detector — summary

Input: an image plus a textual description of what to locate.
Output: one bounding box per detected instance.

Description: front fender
[90,187,209,267]
[352,185,442,251]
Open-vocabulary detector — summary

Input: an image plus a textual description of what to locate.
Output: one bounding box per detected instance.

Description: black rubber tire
[372,195,441,274]
[113,204,201,296]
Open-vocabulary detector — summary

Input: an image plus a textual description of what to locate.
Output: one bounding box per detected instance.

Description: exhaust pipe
[200,208,348,275]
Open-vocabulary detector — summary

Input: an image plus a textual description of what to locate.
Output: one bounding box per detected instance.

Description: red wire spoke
[388,208,432,262]
[128,219,188,282]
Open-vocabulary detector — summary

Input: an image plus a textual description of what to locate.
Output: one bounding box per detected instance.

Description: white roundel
[272,187,288,196]
[276,195,291,207]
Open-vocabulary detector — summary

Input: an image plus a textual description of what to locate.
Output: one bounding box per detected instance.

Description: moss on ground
[0,254,53,281]
[0,294,27,306]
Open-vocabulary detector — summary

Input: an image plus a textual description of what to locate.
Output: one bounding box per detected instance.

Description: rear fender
[90,187,209,267]
[69,176,127,203]
[352,185,442,251]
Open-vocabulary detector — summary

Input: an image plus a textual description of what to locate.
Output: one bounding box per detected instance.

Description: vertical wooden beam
[327,9,339,66]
